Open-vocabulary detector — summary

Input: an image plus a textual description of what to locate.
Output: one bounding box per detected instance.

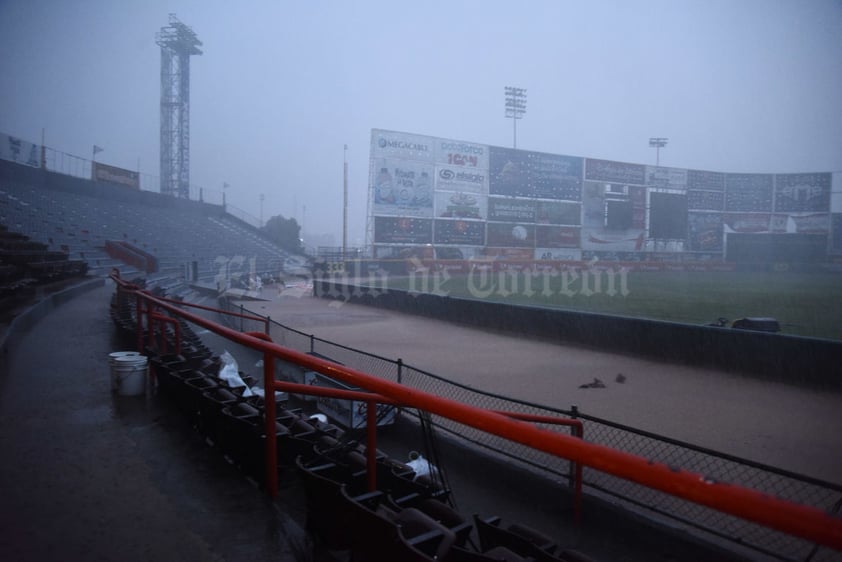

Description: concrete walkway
[0,282,309,561]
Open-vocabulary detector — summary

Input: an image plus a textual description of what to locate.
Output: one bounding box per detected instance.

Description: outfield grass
[380,269,842,341]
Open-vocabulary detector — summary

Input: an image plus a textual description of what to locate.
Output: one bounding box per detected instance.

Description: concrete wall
[314,279,842,390]
[1,278,105,357]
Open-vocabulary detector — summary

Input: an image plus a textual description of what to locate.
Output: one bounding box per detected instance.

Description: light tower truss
[156,14,202,199]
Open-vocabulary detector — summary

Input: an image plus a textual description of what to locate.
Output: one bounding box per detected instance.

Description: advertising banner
[486,222,535,247]
[527,151,583,200]
[0,133,40,167]
[488,197,535,222]
[725,173,773,211]
[535,248,582,261]
[723,213,771,233]
[790,213,829,234]
[434,138,489,169]
[688,190,724,211]
[435,165,488,194]
[489,147,530,197]
[687,169,725,191]
[630,186,647,228]
[585,158,646,185]
[483,247,534,260]
[535,200,581,225]
[646,166,687,189]
[93,161,140,189]
[433,219,486,245]
[371,157,434,217]
[373,216,433,244]
[434,191,485,220]
[535,225,580,248]
[371,129,436,162]
[489,147,582,199]
[774,173,831,212]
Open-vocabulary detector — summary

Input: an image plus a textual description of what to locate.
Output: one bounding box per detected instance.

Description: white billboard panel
[434,138,489,169]
[372,157,434,217]
[435,165,488,194]
[434,191,486,220]
[371,129,436,162]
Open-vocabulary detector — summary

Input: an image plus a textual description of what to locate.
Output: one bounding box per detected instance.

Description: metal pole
[264,352,278,497]
[343,144,348,261]
[513,112,517,149]
[366,400,378,492]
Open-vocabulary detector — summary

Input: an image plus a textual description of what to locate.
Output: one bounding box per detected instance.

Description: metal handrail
[112,274,842,550]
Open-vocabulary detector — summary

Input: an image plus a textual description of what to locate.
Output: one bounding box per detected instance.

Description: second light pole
[649,137,668,166]
[505,86,527,149]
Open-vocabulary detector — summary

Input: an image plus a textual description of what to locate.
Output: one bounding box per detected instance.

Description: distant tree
[262,214,303,254]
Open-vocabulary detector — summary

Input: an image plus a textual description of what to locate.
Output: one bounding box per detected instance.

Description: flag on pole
[93,145,103,155]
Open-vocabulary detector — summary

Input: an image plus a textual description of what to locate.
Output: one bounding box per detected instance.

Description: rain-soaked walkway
[0,279,817,561]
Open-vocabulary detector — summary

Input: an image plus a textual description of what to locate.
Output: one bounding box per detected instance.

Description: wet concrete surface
[0,281,826,561]
[0,283,309,561]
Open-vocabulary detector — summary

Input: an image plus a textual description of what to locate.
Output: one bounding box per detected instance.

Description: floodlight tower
[504,86,527,149]
[649,137,668,166]
[156,14,202,199]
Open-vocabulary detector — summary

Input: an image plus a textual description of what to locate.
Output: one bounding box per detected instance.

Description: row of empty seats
[296,450,595,561]
[0,223,88,313]
[0,169,296,282]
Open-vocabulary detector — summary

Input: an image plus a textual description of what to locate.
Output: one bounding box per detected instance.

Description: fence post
[569,405,579,490]
[135,292,143,353]
[366,400,378,493]
[309,334,315,354]
[240,304,244,332]
[396,358,403,385]
[264,351,278,498]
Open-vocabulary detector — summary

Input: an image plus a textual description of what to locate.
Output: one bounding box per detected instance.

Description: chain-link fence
[218,296,842,562]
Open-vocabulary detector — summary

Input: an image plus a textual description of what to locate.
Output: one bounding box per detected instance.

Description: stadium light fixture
[505,86,527,149]
[649,137,668,166]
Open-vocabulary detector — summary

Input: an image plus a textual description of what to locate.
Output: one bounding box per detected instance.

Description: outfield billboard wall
[369,129,836,263]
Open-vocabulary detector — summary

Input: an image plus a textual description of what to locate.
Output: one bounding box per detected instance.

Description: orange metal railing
[113,276,842,551]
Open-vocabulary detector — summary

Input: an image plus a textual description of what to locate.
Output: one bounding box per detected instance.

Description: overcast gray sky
[1,0,841,247]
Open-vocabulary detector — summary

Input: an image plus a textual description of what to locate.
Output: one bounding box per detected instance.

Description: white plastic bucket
[109,351,141,392]
[111,354,148,396]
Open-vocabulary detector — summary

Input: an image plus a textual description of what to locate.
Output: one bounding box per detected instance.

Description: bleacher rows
[0,178,294,283]
[109,283,596,562]
[0,223,89,311]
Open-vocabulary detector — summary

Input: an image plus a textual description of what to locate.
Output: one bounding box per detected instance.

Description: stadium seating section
[0,164,297,293]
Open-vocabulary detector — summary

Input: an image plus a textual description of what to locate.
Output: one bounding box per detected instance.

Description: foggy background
[1,0,841,251]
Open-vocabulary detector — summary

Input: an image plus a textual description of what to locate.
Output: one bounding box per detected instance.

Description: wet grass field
[381,269,842,341]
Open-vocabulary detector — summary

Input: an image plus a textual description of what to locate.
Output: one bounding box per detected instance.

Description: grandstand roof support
[156,14,202,199]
